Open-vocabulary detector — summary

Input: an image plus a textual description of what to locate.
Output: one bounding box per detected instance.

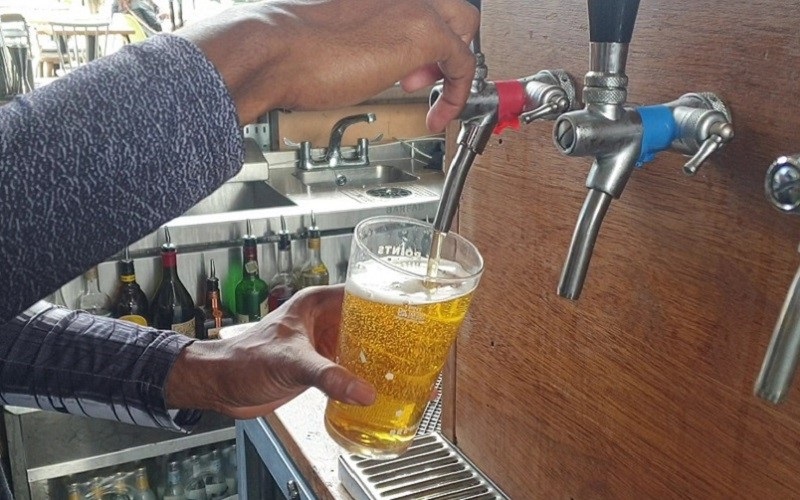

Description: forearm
[0,302,200,431]
[0,35,243,322]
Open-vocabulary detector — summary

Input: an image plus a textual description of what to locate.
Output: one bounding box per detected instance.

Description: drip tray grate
[339,433,509,500]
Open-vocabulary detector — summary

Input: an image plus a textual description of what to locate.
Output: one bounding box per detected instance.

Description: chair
[0,13,34,95]
[49,20,110,74]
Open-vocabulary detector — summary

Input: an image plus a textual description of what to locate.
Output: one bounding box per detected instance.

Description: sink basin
[183,181,295,216]
[293,165,419,188]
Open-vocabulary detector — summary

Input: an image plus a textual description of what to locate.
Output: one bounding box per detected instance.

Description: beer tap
[429,0,577,235]
[554,0,734,300]
[755,155,800,403]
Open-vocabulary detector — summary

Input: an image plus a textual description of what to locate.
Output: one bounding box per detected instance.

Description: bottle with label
[203,450,228,499]
[163,461,186,500]
[235,220,269,323]
[195,259,233,339]
[111,248,150,326]
[150,227,196,336]
[268,216,298,311]
[78,266,111,316]
[299,211,329,288]
[132,467,156,500]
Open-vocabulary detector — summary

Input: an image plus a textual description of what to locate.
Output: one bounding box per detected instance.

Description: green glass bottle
[235,220,269,323]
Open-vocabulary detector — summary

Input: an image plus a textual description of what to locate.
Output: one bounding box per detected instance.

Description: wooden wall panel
[453,0,800,497]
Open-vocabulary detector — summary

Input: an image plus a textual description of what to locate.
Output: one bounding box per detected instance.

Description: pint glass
[324,216,484,458]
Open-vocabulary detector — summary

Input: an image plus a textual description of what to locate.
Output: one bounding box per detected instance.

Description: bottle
[67,482,82,500]
[113,474,133,500]
[195,259,233,339]
[111,248,150,326]
[163,461,186,500]
[235,220,269,323]
[203,450,228,499]
[89,477,106,500]
[78,266,111,316]
[299,211,329,288]
[132,467,156,500]
[221,444,237,495]
[268,216,298,311]
[150,227,196,337]
[184,455,208,500]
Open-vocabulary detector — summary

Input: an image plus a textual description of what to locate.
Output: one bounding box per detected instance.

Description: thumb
[313,361,376,406]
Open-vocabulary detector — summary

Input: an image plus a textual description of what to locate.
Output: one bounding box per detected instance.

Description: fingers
[317,363,376,405]
[421,1,479,132]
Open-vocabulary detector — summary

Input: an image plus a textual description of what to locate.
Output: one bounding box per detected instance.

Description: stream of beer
[425,229,446,284]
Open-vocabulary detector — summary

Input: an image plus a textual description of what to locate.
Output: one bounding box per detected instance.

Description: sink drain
[366,187,412,198]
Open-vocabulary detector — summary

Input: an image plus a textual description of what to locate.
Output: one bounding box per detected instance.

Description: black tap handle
[465,0,481,10]
[588,0,640,44]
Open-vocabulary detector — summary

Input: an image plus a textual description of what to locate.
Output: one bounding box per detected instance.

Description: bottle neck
[307,237,321,260]
[161,251,179,278]
[277,247,293,273]
[242,245,260,277]
[206,290,223,311]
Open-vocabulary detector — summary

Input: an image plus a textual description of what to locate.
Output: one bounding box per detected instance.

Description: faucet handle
[683,120,734,175]
[519,69,577,124]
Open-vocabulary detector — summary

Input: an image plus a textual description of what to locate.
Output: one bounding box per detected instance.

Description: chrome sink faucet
[429,0,577,234]
[554,0,734,300]
[755,155,800,403]
[299,113,376,170]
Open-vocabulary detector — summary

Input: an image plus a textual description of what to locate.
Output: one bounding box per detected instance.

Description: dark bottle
[235,220,269,323]
[150,227,196,336]
[299,211,329,288]
[196,259,233,339]
[111,247,150,326]
[268,216,298,311]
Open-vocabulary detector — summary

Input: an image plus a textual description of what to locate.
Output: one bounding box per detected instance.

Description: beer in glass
[325,216,483,458]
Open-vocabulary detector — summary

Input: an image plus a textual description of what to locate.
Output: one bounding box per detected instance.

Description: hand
[177,0,479,131]
[165,285,376,419]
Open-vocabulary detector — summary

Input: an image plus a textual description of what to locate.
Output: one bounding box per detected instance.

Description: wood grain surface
[452,1,800,497]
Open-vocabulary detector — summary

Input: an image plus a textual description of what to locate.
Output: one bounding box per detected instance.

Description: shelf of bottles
[62,439,237,500]
[51,212,347,339]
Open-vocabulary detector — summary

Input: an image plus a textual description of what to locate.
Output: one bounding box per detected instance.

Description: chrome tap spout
[756,262,800,403]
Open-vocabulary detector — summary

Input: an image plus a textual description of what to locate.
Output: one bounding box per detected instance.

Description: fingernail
[344,379,376,406]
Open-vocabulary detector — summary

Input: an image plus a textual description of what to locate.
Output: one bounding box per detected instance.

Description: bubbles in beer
[325,257,477,458]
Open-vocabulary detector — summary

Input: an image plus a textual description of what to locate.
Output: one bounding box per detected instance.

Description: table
[29,13,134,63]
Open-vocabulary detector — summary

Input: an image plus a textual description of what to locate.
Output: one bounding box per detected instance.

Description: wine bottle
[299,211,329,288]
[268,216,298,311]
[150,227,196,336]
[111,248,150,326]
[235,220,269,323]
[196,259,233,339]
[78,266,111,316]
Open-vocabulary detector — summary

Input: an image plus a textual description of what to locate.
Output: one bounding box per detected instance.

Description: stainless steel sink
[293,165,419,188]
[183,181,295,216]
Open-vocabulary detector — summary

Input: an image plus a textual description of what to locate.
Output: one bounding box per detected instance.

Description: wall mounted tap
[298,113,376,170]
[554,0,734,300]
[755,155,800,403]
[429,0,577,234]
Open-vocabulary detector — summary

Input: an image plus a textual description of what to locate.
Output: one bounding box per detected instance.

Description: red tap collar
[494,80,526,134]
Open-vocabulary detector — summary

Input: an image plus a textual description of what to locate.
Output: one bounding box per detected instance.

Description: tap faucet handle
[519,69,577,124]
[683,121,734,175]
[588,0,641,44]
[667,92,734,175]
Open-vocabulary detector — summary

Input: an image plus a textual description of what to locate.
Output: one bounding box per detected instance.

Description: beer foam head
[346,257,476,305]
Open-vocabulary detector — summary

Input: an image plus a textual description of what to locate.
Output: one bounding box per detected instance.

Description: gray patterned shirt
[0,34,243,435]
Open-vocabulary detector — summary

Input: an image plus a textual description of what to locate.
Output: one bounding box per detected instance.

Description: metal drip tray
[338,433,509,500]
